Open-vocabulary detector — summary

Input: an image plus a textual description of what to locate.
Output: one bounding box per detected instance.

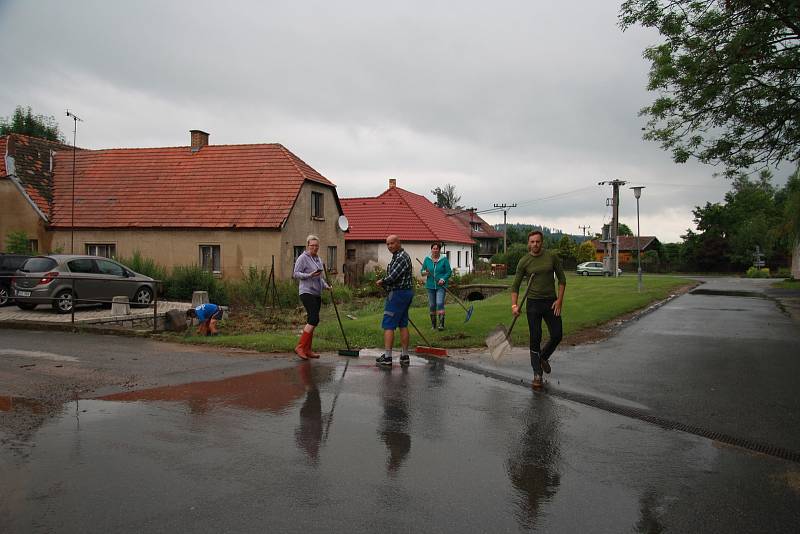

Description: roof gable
[341,187,474,244]
[592,236,659,252]
[48,142,337,229]
[441,208,504,239]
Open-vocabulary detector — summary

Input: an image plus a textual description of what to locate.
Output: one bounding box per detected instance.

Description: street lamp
[630,186,645,292]
[66,110,82,254]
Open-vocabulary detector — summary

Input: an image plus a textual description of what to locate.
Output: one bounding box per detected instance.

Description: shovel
[485,272,535,361]
[415,258,474,323]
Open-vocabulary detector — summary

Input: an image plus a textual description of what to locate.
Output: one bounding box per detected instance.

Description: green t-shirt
[511,250,567,300]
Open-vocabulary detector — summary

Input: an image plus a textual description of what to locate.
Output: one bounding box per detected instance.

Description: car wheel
[133,286,154,307]
[0,286,9,306]
[16,302,37,310]
[53,290,74,314]
[580,271,587,276]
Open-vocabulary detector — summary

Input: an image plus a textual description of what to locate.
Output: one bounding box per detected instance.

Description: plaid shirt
[383,248,413,291]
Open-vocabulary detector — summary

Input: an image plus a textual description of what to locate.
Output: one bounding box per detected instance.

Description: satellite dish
[337,215,350,232]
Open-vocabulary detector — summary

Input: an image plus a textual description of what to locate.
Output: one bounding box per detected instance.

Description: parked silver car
[12,255,156,313]
[576,261,622,277]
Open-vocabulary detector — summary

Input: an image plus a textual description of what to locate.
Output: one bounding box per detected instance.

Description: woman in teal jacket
[420,242,452,330]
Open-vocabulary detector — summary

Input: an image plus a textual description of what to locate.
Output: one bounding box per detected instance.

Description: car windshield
[20,257,57,273]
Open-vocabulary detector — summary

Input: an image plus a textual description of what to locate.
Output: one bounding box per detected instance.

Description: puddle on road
[3,359,795,532]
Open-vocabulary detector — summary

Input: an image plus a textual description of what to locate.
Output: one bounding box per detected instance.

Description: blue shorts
[382,289,414,330]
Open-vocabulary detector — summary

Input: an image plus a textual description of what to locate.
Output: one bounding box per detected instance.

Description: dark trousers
[526,298,563,374]
[300,293,322,326]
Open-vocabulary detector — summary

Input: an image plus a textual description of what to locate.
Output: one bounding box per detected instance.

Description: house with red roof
[440,208,503,262]
[591,235,661,267]
[1,130,346,280]
[340,179,475,282]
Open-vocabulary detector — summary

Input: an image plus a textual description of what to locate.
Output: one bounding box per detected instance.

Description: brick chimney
[389,178,396,189]
[190,130,209,152]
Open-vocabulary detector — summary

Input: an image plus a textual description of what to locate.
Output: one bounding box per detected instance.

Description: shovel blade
[485,324,512,361]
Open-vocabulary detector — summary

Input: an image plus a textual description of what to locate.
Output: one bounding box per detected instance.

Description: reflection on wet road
[2,357,799,532]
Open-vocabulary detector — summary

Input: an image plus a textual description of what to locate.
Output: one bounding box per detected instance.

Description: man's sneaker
[400,354,410,367]
[541,357,551,374]
[375,354,393,367]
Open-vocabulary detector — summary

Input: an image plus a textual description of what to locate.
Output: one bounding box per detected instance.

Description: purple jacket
[293,252,330,296]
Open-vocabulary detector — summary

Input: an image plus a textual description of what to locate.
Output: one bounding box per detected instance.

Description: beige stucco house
[1,131,346,280]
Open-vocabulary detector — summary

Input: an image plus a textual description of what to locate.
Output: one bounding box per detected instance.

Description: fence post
[71,278,75,327]
[153,282,159,333]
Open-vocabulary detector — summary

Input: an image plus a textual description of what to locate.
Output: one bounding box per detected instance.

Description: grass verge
[176,274,693,353]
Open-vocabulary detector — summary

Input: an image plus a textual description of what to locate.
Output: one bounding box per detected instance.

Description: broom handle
[407,316,432,347]
[323,265,351,350]
[415,257,470,313]
[507,272,536,339]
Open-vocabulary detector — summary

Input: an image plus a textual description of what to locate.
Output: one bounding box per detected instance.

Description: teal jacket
[420,255,452,290]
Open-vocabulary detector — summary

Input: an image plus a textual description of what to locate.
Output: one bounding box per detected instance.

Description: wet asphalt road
[2,328,800,532]
[457,276,800,454]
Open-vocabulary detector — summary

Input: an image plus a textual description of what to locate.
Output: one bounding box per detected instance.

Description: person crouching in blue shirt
[186,303,223,336]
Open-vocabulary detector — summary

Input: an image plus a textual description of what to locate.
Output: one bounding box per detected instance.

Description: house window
[457,250,461,268]
[294,246,305,261]
[346,248,356,260]
[86,243,116,258]
[327,246,337,272]
[28,239,39,253]
[466,251,470,269]
[445,251,450,262]
[200,245,221,273]
[471,223,482,232]
[311,191,324,219]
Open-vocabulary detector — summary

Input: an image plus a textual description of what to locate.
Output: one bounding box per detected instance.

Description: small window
[96,259,125,277]
[21,257,57,272]
[327,246,337,273]
[28,239,39,253]
[346,248,356,261]
[294,246,305,261]
[86,243,116,258]
[68,259,96,274]
[200,245,221,273]
[471,223,482,232]
[311,191,324,219]
[457,250,461,268]
[466,251,470,268]
[445,251,451,262]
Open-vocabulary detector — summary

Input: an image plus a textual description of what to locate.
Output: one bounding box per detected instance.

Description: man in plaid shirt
[375,234,414,367]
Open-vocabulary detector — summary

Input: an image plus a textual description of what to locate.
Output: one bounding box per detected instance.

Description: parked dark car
[12,255,156,313]
[0,253,32,306]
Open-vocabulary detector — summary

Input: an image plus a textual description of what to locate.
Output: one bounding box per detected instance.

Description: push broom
[324,265,360,357]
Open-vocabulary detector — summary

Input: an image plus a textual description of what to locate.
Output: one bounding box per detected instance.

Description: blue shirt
[194,303,219,322]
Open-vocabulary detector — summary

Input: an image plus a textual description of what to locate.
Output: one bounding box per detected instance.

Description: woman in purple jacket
[293,235,330,359]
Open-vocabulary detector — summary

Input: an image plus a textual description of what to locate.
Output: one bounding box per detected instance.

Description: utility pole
[493,203,516,253]
[578,224,591,238]
[598,179,626,277]
[66,110,83,255]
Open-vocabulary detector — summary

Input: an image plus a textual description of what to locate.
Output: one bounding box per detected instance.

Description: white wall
[374,242,474,277]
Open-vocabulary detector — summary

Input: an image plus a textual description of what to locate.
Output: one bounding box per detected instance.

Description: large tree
[0,106,63,142]
[620,1,800,176]
[431,183,462,209]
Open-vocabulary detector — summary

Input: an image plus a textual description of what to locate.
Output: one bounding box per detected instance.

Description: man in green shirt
[511,230,567,389]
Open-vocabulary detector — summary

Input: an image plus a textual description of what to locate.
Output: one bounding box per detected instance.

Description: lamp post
[66,110,82,254]
[630,186,645,292]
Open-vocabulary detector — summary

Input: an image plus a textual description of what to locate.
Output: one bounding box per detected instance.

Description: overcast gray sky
[2,0,786,242]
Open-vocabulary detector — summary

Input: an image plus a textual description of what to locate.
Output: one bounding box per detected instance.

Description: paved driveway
[0,299,191,325]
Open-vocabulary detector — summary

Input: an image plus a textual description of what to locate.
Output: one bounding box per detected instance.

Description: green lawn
[183,274,693,352]
[771,278,800,289]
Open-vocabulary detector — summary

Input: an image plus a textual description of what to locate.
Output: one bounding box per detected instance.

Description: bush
[166,264,228,304]
[355,266,387,298]
[117,250,169,281]
[745,266,770,278]
[492,243,528,275]
[4,230,30,254]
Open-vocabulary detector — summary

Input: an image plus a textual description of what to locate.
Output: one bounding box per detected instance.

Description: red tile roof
[592,236,658,252]
[1,134,76,218]
[48,143,337,228]
[0,137,7,175]
[441,208,504,239]
[341,186,474,245]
